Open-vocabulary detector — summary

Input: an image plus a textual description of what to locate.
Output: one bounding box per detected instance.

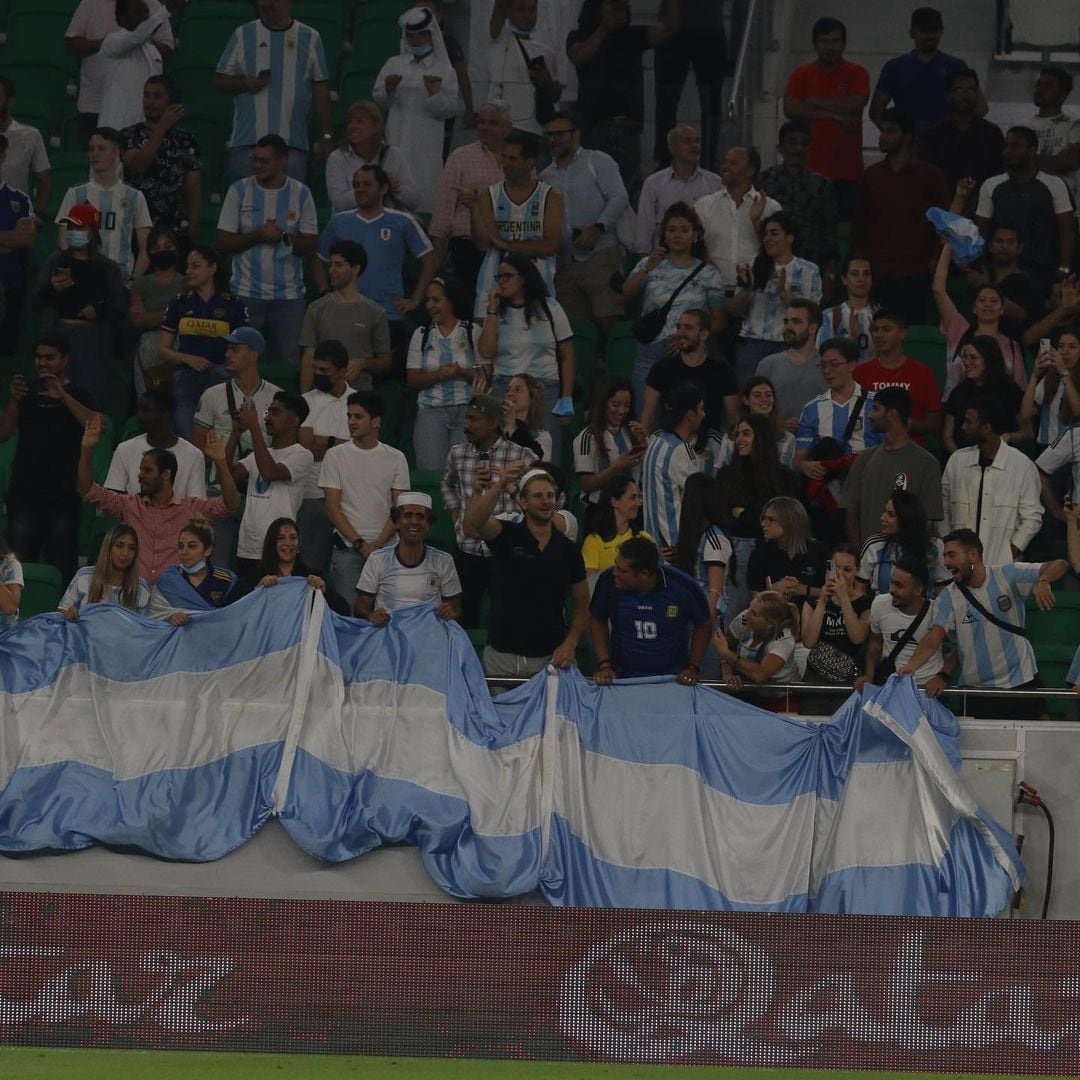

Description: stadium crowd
[0,0,1079,718]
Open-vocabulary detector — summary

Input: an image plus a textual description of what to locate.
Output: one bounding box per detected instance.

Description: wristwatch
[351,538,364,553]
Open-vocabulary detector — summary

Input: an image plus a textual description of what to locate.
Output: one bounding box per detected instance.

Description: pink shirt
[428,140,504,241]
[85,484,233,585]
[940,309,1028,401]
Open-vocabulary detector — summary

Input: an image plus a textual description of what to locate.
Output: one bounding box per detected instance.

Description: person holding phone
[1021,329,1080,449]
[573,376,645,520]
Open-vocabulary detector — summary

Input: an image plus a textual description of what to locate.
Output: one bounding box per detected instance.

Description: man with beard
[755,299,825,432]
[961,223,1041,339]
[899,528,1068,720]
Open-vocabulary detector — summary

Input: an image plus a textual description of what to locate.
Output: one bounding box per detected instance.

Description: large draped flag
[0,582,1023,915]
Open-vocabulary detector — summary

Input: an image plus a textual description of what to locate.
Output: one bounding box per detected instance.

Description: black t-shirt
[646,354,737,438]
[10,381,94,500]
[48,257,111,321]
[747,539,827,593]
[989,176,1064,273]
[816,595,872,658]
[994,270,1044,338]
[567,24,650,130]
[487,520,586,657]
[945,378,1024,446]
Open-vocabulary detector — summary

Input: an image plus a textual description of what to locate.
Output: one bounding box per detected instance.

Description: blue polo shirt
[875,50,968,129]
[590,563,710,677]
[0,183,32,289]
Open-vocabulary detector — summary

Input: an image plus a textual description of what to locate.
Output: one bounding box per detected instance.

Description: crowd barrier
[0,581,1022,916]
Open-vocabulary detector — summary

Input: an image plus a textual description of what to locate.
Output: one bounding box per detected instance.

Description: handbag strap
[885,600,931,666]
[653,260,707,325]
[840,387,868,448]
[956,583,1027,637]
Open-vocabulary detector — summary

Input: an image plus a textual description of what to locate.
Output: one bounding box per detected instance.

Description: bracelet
[686,663,699,672]
[597,659,613,669]
[486,310,498,315]
[1037,578,1050,586]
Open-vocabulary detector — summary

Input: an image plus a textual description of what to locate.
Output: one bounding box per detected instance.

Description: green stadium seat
[8,0,79,14]
[351,17,399,68]
[338,60,380,107]
[182,116,230,198]
[17,562,62,619]
[260,361,301,393]
[3,13,77,71]
[604,320,636,381]
[45,150,90,219]
[177,2,250,68]
[904,324,948,395]
[293,10,346,78]
[571,318,599,403]
[0,58,71,115]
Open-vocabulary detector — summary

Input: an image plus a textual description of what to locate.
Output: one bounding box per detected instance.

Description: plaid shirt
[429,140,506,241]
[441,437,537,556]
[758,164,838,271]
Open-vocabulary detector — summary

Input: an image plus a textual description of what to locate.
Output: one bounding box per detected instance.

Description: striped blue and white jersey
[56,180,151,280]
[640,431,702,549]
[857,535,949,596]
[217,176,317,301]
[407,322,478,409]
[1035,424,1080,500]
[741,256,822,342]
[930,564,1041,688]
[355,544,462,611]
[817,303,875,362]
[1031,380,1072,446]
[216,19,329,151]
[795,387,882,455]
[573,426,636,504]
[696,524,732,599]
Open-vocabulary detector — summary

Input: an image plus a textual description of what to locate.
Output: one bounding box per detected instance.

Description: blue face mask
[508,21,532,36]
[67,230,90,249]
[406,43,433,57]
[184,559,207,575]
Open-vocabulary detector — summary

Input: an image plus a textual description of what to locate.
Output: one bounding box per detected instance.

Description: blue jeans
[173,362,228,439]
[413,403,468,471]
[491,374,563,464]
[724,535,757,625]
[242,297,306,367]
[633,339,670,419]
[329,547,366,609]
[225,145,309,187]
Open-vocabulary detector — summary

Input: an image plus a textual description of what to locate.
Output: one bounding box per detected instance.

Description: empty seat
[18,562,63,619]
[351,16,399,68]
[904,325,948,395]
[604,320,637,381]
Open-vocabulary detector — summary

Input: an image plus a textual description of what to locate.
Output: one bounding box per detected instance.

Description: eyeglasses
[819,359,849,371]
[545,128,575,138]
[494,272,518,282]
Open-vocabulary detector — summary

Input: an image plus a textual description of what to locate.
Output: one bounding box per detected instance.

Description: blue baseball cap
[223,327,266,353]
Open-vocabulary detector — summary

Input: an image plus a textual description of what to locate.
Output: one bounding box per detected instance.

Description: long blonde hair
[762,496,811,558]
[88,524,141,610]
[750,590,800,642]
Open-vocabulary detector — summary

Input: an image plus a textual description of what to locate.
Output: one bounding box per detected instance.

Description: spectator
[441,393,537,626]
[640,308,738,436]
[851,109,949,324]
[502,372,552,460]
[711,377,797,469]
[486,0,562,135]
[855,488,948,598]
[817,255,875,362]
[226,392,315,577]
[568,0,679,170]
[917,69,1004,214]
[1030,66,1080,221]
[714,413,801,620]
[148,518,237,621]
[591,533,710,683]
[59,523,149,618]
[898,528,1068,721]
[715,590,801,708]
[0,76,52,221]
[801,542,871,693]
[129,226,184,397]
[227,516,350,615]
[315,163,438,367]
[217,134,318,368]
[463,463,587,678]
[573,377,646,513]
[78,414,240,584]
[1024,275,1080,352]
[843,386,943,550]
[581,473,648,591]
[623,201,725,405]
[1022,329,1080,448]
[356,492,462,622]
[407,276,481,471]
[694,146,780,292]
[934,244,1028,397]
[326,101,422,215]
[0,132,37,354]
[539,110,628,332]
[869,7,980,134]
[301,240,392,394]
[0,531,22,629]
[477,252,576,462]
[758,120,839,279]
[296,340,354,574]
[318,390,409,603]
[57,128,152,282]
[781,18,869,220]
[429,100,512,303]
[0,334,95,582]
[214,0,333,185]
[36,202,126,408]
[411,0,473,158]
[373,8,460,215]
[857,556,951,693]
[652,0,723,170]
[634,124,721,256]
[1035,410,1080,529]
[160,246,250,439]
[854,309,943,441]
[105,388,206,499]
[728,212,822,387]
[940,396,1043,565]
[672,472,730,655]
[754,299,825,431]
[640,381,705,550]
[65,0,173,142]
[120,76,201,243]
[964,223,1042,341]
[975,127,1074,283]
[943,336,1027,453]
[96,0,166,132]
[748,495,826,605]
[468,128,563,316]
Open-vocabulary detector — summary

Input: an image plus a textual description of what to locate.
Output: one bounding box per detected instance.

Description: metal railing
[725,0,766,145]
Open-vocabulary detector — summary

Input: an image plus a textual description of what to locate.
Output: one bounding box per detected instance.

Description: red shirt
[784,60,870,182]
[854,356,941,446]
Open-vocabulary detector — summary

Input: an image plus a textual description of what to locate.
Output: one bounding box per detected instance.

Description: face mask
[184,559,207,575]
[312,374,333,393]
[67,230,90,249]
[406,43,433,57]
[149,250,178,270]
[508,21,531,36]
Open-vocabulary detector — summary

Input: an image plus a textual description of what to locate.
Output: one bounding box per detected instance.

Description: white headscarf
[397,6,453,73]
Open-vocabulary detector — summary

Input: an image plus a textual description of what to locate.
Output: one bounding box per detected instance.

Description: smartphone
[1040,338,1052,356]
[828,559,836,576]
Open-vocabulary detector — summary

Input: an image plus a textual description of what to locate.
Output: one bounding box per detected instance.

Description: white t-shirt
[485,24,558,134]
[59,565,150,615]
[869,593,943,687]
[486,299,572,382]
[56,179,152,281]
[300,386,353,499]
[96,7,167,131]
[318,440,410,541]
[193,377,282,492]
[104,435,207,499]
[728,608,798,685]
[0,119,49,197]
[236,444,314,559]
[0,554,23,630]
[356,544,462,608]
